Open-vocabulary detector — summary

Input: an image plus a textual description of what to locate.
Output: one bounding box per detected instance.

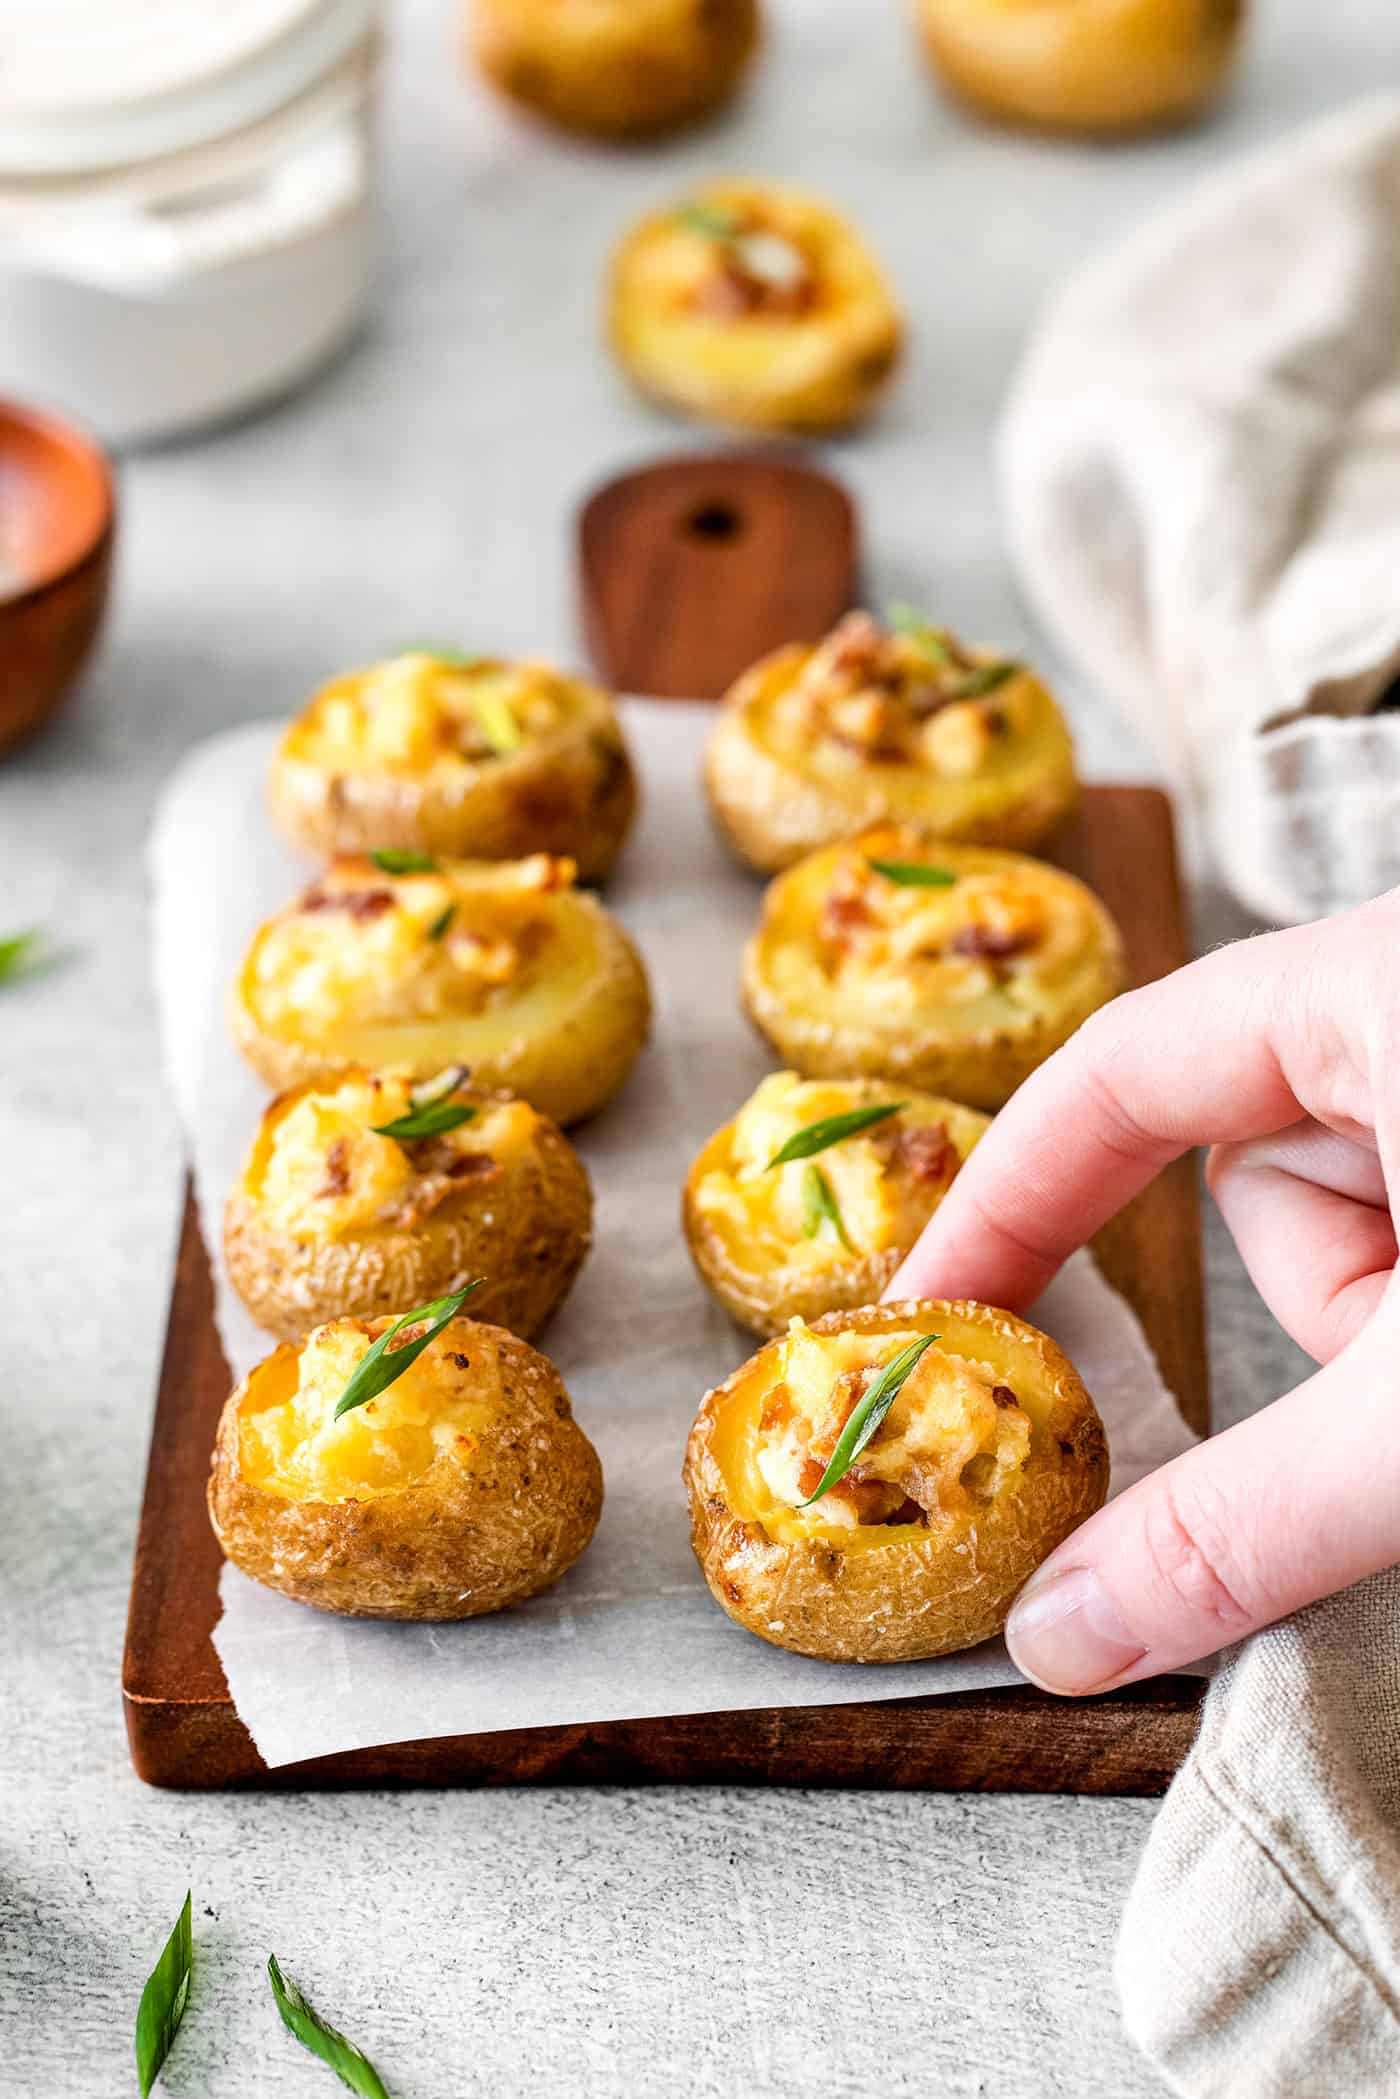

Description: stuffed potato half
[230,852,651,1125]
[706,610,1077,874]
[916,0,1245,137]
[470,0,760,140]
[268,652,637,882]
[685,1299,1108,1662]
[225,1068,592,1343]
[742,828,1124,1111]
[684,1072,988,1337]
[209,1312,603,1619]
[609,181,903,434]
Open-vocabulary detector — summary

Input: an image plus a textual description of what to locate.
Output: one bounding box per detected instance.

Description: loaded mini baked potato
[916,0,1245,137]
[230,851,650,1125]
[469,0,760,139]
[685,1299,1108,1661]
[684,1071,988,1336]
[608,181,903,433]
[268,651,637,883]
[225,1066,592,1343]
[209,1307,603,1618]
[742,828,1125,1110]
[706,608,1077,873]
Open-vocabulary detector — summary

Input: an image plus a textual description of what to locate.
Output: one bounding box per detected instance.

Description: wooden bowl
[0,402,115,755]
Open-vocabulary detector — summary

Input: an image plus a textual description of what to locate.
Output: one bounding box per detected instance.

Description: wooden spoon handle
[578,452,860,699]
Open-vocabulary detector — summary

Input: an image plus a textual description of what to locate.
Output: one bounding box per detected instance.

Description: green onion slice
[369,849,438,875]
[801,1163,851,1251]
[0,928,41,984]
[371,1099,476,1142]
[267,1955,390,2099]
[333,1282,482,1420]
[887,603,954,664]
[135,1892,192,2099]
[949,660,1019,699]
[674,201,742,239]
[471,690,521,755]
[409,1065,470,1110]
[867,859,957,888]
[426,902,457,940]
[798,1336,939,1507]
[766,1101,907,1169]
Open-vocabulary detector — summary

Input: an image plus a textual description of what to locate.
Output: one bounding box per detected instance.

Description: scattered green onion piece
[409,1065,471,1110]
[0,928,41,984]
[798,1336,939,1507]
[801,1163,851,1251]
[949,660,1019,699]
[673,201,741,239]
[369,849,438,875]
[371,1099,476,1142]
[135,1891,192,2099]
[426,902,457,941]
[867,858,958,889]
[333,1282,483,1420]
[766,1101,907,1170]
[471,690,521,756]
[887,603,953,664]
[267,1956,390,2099]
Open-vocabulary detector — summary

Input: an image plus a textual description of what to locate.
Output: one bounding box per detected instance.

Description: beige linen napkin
[1116,1570,1400,2096]
[1001,95,1400,925]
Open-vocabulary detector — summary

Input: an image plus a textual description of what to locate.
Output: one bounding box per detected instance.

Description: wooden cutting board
[123,455,1208,1792]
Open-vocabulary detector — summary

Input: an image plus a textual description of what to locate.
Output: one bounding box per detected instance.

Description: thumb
[1006,1296,1400,1693]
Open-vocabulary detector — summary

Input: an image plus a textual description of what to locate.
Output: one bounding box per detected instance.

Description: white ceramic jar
[0,0,382,445]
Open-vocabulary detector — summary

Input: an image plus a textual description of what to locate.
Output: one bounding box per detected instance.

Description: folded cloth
[1116,1567,1400,2097]
[1001,95,1400,925]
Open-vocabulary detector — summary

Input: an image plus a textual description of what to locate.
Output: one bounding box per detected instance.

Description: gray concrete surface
[0,0,1366,2090]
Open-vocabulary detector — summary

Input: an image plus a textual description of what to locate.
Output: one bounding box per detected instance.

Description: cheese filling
[300,654,576,775]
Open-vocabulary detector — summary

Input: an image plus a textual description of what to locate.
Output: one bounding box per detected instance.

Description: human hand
[885,891,1400,1694]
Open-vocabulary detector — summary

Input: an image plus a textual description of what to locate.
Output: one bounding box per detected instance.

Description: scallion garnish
[267,1955,390,2099]
[135,1892,192,2098]
[333,1282,482,1420]
[0,928,41,985]
[426,902,457,940]
[949,660,1019,699]
[867,859,957,888]
[371,1097,476,1141]
[369,849,438,875]
[801,1163,851,1250]
[472,690,521,756]
[673,201,741,239]
[798,1335,939,1507]
[888,603,954,664]
[766,1100,907,1169]
[408,1065,470,1110]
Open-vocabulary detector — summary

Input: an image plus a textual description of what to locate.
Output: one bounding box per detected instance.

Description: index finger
[885,929,1309,1308]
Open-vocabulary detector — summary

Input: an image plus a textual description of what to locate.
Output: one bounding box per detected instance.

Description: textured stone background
[0,0,1371,2090]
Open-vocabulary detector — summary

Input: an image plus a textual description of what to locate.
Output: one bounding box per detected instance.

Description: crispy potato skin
[224,1082,593,1343]
[685,1300,1109,1662]
[705,642,1078,874]
[741,840,1125,1112]
[917,0,1245,137]
[229,881,651,1128]
[608,182,903,435]
[682,1083,989,1337]
[470,0,759,139]
[267,680,637,884]
[208,1320,603,1620]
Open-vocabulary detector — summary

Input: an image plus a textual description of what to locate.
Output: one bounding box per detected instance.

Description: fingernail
[1006,1566,1147,1695]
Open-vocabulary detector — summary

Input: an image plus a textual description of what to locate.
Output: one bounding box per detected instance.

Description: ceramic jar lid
[0,0,379,175]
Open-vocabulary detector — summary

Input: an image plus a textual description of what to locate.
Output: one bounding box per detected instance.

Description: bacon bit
[820,883,873,951]
[949,923,1034,961]
[797,1455,827,1500]
[829,1368,868,1437]
[992,1384,1018,1410]
[694,259,812,320]
[884,1495,927,1527]
[758,1384,795,1433]
[891,1124,957,1186]
[823,612,884,678]
[443,1152,501,1181]
[299,886,396,922]
[317,1138,350,1200]
[449,1352,472,1369]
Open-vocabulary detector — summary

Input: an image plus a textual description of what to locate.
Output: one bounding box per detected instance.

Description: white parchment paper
[149,703,1200,1768]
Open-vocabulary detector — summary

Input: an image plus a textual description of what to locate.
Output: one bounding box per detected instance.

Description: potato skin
[470,0,760,139]
[208,1321,603,1620]
[608,182,903,435]
[230,886,652,1128]
[741,841,1125,1112]
[706,642,1078,876]
[267,674,637,884]
[685,1300,1109,1663]
[682,1083,988,1337]
[916,0,1245,137]
[224,1084,593,1344]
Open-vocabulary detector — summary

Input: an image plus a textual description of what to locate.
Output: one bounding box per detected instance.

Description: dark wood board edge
[124,785,1208,1792]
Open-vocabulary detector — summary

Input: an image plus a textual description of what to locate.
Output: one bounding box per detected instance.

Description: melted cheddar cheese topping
[238,1317,501,1503]
[246,1069,540,1241]
[245,853,581,1038]
[279,653,598,779]
[624,183,892,334]
[690,1072,985,1274]
[722,1321,1033,1545]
